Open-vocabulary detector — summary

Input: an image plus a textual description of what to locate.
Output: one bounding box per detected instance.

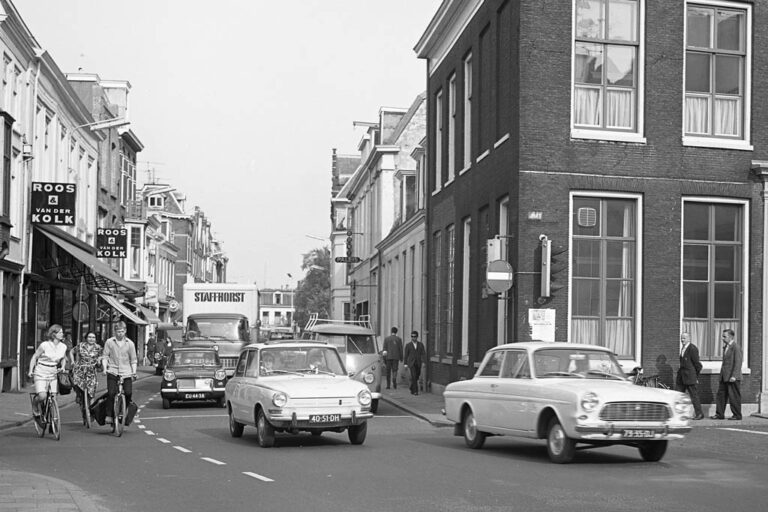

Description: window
[130,226,141,279]
[446,225,455,356]
[461,217,471,359]
[0,113,11,218]
[682,199,745,360]
[463,53,472,169]
[432,230,442,355]
[573,0,642,139]
[434,90,443,192]
[447,74,456,182]
[571,195,639,358]
[148,195,164,208]
[479,351,504,377]
[684,2,750,147]
[403,174,416,219]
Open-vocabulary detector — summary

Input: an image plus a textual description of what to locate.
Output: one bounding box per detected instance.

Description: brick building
[416,0,766,414]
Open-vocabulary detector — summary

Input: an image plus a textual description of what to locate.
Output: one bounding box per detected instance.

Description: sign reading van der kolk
[96,228,127,258]
[31,182,76,225]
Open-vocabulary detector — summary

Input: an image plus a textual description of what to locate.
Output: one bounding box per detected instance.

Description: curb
[380,395,454,428]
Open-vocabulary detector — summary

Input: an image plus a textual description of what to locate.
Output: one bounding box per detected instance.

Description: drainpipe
[750,161,768,414]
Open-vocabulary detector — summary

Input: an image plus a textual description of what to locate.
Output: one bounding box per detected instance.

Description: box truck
[182,283,259,376]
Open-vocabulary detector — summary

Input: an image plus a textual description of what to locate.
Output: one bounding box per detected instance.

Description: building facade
[258,287,295,329]
[329,148,359,320]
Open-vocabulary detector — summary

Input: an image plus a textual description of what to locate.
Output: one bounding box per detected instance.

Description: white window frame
[570,0,646,144]
[682,0,752,151]
[460,217,471,360]
[463,53,473,172]
[447,74,456,183]
[434,90,443,194]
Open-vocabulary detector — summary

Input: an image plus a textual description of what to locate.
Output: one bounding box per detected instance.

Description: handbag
[57,370,73,395]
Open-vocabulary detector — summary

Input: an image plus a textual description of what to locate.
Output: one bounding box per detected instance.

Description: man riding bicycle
[102,321,137,427]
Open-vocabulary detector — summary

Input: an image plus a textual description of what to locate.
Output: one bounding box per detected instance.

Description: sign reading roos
[194,292,246,302]
[96,228,128,258]
[31,182,76,225]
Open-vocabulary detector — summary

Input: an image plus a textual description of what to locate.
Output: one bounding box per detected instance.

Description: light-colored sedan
[225,341,374,447]
[443,342,692,463]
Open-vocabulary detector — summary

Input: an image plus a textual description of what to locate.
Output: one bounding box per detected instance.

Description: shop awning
[100,294,147,325]
[136,304,161,324]
[37,226,144,297]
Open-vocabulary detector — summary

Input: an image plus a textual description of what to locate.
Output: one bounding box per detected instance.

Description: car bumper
[160,388,226,400]
[370,392,382,400]
[573,423,691,440]
[266,410,374,429]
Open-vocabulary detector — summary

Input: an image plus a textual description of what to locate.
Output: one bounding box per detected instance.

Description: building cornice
[414,0,484,76]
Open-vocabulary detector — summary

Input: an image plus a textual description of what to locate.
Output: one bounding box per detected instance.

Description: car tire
[369,399,379,414]
[348,421,367,445]
[256,409,275,447]
[638,440,668,462]
[162,398,171,410]
[546,417,576,464]
[462,409,486,449]
[228,406,244,438]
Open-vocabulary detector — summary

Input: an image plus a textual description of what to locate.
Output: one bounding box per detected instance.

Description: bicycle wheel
[114,394,126,437]
[49,398,61,441]
[33,400,46,438]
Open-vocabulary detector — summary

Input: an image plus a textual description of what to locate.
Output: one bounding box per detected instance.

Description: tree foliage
[293,246,331,330]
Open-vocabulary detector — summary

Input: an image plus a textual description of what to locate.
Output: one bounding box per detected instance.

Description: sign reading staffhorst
[31,182,76,225]
[97,228,127,258]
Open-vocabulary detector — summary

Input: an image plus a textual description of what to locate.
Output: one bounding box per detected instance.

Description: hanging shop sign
[96,228,128,258]
[31,182,76,225]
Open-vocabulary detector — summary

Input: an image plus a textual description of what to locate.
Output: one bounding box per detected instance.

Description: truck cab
[184,313,250,376]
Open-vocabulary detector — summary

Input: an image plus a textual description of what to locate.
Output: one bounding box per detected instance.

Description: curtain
[572,318,599,345]
[574,87,601,126]
[685,96,709,134]
[714,98,739,136]
[606,89,633,128]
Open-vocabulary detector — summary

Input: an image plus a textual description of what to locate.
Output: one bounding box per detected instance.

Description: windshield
[186,317,249,343]
[533,348,625,379]
[170,351,219,367]
[316,334,377,354]
[254,346,346,376]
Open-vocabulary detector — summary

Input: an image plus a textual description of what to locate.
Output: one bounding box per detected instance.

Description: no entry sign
[487,259,515,294]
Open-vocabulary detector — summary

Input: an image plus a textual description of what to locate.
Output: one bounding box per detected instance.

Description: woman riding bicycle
[72,331,104,409]
[27,324,70,423]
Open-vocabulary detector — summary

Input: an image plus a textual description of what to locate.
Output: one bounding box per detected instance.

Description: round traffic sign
[168,299,179,312]
[72,301,89,322]
[487,260,515,293]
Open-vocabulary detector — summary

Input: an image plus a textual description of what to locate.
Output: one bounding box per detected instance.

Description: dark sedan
[160,347,227,409]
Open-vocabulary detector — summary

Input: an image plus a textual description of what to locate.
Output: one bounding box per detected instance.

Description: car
[160,347,228,409]
[225,341,374,447]
[443,342,693,464]
[153,323,183,375]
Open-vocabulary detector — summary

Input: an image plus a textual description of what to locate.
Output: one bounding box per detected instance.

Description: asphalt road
[1,376,766,512]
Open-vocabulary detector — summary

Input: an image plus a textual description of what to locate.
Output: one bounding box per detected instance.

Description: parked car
[160,347,227,409]
[225,341,374,447]
[443,342,693,463]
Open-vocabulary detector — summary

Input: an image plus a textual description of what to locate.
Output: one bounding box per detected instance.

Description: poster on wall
[30,182,76,225]
[96,227,128,258]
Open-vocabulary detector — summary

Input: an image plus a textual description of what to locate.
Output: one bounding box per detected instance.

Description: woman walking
[27,324,70,423]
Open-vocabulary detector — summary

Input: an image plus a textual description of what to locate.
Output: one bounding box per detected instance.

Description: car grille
[221,358,237,369]
[599,402,671,422]
[290,398,356,408]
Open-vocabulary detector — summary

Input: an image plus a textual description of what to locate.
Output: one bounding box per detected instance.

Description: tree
[293,246,331,330]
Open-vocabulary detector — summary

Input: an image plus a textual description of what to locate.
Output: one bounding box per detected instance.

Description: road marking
[138,425,145,429]
[144,430,155,435]
[174,446,192,453]
[720,427,768,436]
[201,457,226,465]
[156,437,171,443]
[139,414,227,420]
[243,472,274,482]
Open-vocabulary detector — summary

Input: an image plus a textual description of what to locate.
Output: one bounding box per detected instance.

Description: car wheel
[256,409,275,447]
[228,406,244,438]
[162,398,170,410]
[348,421,367,445]
[638,440,668,462]
[546,417,576,463]
[462,409,486,449]
[369,399,379,414]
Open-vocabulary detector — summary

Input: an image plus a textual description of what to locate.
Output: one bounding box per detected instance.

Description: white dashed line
[138,425,145,429]
[720,427,768,436]
[156,437,171,443]
[144,430,155,435]
[243,472,274,482]
[201,457,226,465]
[174,446,192,453]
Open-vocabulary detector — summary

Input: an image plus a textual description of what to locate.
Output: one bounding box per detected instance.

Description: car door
[229,350,252,422]
[494,349,535,434]
[472,350,505,430]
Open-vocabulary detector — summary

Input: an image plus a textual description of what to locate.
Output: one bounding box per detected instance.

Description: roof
[307,323,375,336]
[490,342,613,352]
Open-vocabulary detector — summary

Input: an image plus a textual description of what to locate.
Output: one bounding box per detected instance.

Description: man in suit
[403,331,426,395]
[676,332,704,420]
[382,327,403,389]
[711,328,743,420]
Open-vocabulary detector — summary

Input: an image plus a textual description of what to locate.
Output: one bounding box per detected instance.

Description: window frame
[463,52,473,172]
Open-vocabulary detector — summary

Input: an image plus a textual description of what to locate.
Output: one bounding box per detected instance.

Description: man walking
[403,331,426,395]
[676,332,703,420]
[711,328,742,420]
[382,327,403,389]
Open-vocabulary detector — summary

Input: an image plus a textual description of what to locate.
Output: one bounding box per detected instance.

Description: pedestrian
[711,328,742,420]
[145,333,157,365]
[382,327,403,390]
[27,324,69,423]
[102,321,137,427]
[72,331,104,406]
[676,332,703,420]
[403,330,426,395]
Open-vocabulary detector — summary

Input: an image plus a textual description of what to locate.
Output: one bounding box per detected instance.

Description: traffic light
[346,235,353,257]
[540,235,567,301]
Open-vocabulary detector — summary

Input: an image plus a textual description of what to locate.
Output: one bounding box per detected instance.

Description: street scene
[2,0,768,510]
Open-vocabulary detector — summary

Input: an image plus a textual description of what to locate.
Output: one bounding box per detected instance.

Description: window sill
[494,133,510,148]
[682,136,753,151]
[457,357,469,366]
[431,188,442,197]
[571,129,646,144]
[476,149,491,163]
[459,164,471,176]
[441,357,453,364]
[699,364,751,375]
[444,178,454,188]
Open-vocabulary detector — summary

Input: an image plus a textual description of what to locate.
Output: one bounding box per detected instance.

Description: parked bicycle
[29,372,62,440]
[627,366,669,389]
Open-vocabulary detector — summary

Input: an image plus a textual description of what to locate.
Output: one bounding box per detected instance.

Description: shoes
[728,416,742,421]
[710,415,724,420]
[393,385,397,389]
[693,414,704,420]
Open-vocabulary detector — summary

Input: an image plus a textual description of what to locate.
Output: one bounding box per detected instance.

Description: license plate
[185,393,206,399]
[622,429,655,438]
[309,414,341,424]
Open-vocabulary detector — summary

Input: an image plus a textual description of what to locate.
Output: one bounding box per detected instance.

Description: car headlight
[358,389,372,406]
[214,369,226,381]
[272,392,287,408]
[674,394,692,415]
[580,392,599,412]
[363,372,375,384]
[163,370,176,381]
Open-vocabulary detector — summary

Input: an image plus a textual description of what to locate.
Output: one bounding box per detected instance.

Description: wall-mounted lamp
[22,136,33,161]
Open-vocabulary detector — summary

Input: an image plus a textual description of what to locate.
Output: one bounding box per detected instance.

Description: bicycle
[29,372,62,441]
[627,366,670,389]
[111,374,134,437]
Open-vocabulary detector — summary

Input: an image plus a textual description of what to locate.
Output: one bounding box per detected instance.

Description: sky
[14,0,442,289]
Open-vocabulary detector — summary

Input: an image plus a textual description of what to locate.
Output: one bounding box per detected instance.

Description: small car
[225,342,373,447]
[443,342,693,463]
[160,347,227,409]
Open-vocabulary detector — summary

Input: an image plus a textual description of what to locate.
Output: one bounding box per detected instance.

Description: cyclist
[27,324,69,425]
[72,331,104,409]
[102,321,137,428]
